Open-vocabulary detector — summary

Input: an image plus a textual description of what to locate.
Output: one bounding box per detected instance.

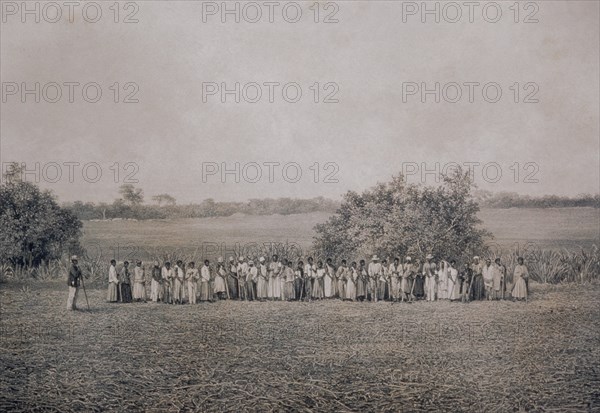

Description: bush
[312,169,491,263]
[0,180,83,266]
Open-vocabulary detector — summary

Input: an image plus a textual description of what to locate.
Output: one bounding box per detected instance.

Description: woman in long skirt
[199,260,211,302]
[324,259,335,298]
[119,261,133,303]
[346,262,357,301]
[213,258,227,300]
[400,258,411,301]
[257,257,269,300]
[437,261,448,300]
[284,261,296,301]
[512,257,529,300]
[295,262,304,300]
[133,261,146,302]
[312,261,325,299]
[336,261,348,299]
[471,257,486,300]
[447,260,460,301]
[107,259,118,302]
[186,262,199,304]
[413,265,425,300]
[356,260,367,301]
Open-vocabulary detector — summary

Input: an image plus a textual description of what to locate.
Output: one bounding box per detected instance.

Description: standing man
[214,257,228,300]
[227,256,239,300]
[492,258,506,300]
[324,258,336,298]
[304,257,315,301]
[423,254,437,302]
[107,259,119,303]
[237,257,248,300]
[186,262,200,304]
[483,258,494,300]
[67,255,82,310]
[389,258,402,302]
[367,255,382,302]
[246,260,257,301]
[470,256,485,301]
[268,254,282,300]
[402,257,414,302]
[161,262,174,304]
[133,261,146,303]
[257,257,269,301]
[336,260,348,300]
[150,261,162,303]
[173,260,185,304]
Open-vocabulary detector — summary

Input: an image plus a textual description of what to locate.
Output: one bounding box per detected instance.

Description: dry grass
[0,281,599,412]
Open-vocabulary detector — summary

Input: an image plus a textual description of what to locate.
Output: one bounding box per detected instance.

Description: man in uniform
[67,255,82,310]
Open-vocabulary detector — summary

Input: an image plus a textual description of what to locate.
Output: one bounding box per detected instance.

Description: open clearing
[80,208,600,262]
[1,282,599,412]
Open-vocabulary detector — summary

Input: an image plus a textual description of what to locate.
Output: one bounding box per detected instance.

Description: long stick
[80,275,90,310]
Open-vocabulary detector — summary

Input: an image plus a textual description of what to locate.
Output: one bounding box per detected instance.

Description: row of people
[104,254,530,304]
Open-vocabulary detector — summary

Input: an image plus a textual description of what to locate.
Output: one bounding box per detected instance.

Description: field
[1,207,599,412]
[0,282,599,412]
[80,208,600,263]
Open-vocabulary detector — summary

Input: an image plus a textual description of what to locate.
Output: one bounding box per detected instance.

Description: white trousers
[67,286,79,310]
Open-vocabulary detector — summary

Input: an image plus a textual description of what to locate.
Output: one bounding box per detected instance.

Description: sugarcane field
[2,1,600,412]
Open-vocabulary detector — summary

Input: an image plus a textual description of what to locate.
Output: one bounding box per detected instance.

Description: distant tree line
[64,185,340,220]
[63,185,600,221]
[474,191,599,209]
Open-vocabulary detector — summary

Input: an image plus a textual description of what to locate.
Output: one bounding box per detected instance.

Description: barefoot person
[423,255,436,302]
[389,257,402,302]
[199,260,211,302]
[257,257,269,301]
[402,257,414,302]
[67,255,82,310]
[133,261,146,303]
[312,260,325,300]
[512,257,529,301]
[336,260,348,300]
[357,259,368,301]
[172,261,185,304]
[346,261,357,301]
[447,260,460,301]
[324,258,336,298]
[470,257,485,301]
[493,258,506,300]
[186,262,199,304]
[150,261,163,303]
[119,261,133,303]
[483,258,494,300]
[367,256,381,302]
[214,257,228,300]
[268,255,282,301]
[107,259,118,303]
[227,256,239,300]
[161,262,173,304]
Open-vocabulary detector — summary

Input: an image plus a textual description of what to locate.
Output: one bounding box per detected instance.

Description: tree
[152,193,176,206]
[118,184,144,206]
[0,163,83,266]
[312,168,491,264]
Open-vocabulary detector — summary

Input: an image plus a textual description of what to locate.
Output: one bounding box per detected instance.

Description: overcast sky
[1,1,598,204]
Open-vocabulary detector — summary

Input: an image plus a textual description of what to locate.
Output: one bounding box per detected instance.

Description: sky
[1,0,599,204]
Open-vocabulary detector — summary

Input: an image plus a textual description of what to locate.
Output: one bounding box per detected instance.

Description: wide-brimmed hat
[259,257,265,262]
[218,257,223,263]
[405,256,412,261]
[248,260,254,265]
[71,255,78,261]
[426,254,433,260]
[473,256,480,260]
[229,256,234,261]
[238,256,244,262]
[371,255,379,261]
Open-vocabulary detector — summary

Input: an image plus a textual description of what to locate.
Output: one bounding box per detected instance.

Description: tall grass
[485,245,599,284]
[2,245,598,285]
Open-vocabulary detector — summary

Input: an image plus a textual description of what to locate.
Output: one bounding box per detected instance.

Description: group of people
[98,253,530,307]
